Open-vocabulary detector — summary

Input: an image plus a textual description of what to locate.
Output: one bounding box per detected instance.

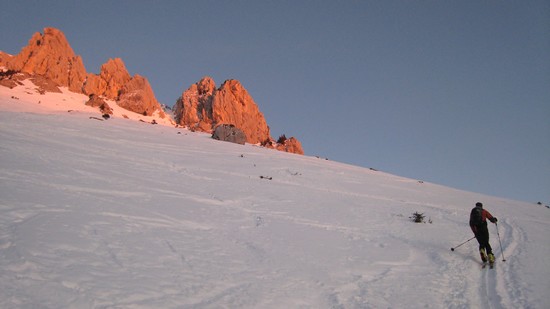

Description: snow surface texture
[1,83,549,308]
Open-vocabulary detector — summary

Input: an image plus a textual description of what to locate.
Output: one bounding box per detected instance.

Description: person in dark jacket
[469,202,498,264]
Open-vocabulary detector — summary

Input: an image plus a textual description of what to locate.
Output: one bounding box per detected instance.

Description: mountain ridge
[0,27,303,154]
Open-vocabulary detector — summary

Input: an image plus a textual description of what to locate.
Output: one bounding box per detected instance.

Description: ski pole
[495,223,506,262]
[450,236,476,251]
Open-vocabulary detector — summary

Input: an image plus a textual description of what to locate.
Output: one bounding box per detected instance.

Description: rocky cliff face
[174,76,216,132]
[174,77,270,145]
[174,77,303,154]
[117,75,160,116]
[212,80,272,145]
[83,58,131,100]
[83,59,162,117]
[0,51,13,68]
[2,27,164,118]
[5,28,87,93]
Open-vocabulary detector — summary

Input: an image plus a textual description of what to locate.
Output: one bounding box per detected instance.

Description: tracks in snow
[445,218,528,308]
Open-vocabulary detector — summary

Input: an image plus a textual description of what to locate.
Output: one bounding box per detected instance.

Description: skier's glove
[490,217,497,223]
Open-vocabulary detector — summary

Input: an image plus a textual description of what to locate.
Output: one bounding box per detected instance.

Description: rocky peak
[83,58,131,100]
[3,27,165,118]
[2,28,303,154]
[0,51,13,68]
[197,76,216,95]
[7,27,87,93]
[174,77,303,154]
[83,58,164,117]
[212,79,271,145]
[174,77,270,144]
[173,76,215,132]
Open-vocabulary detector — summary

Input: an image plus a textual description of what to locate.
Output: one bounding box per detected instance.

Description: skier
[469,202,498,266]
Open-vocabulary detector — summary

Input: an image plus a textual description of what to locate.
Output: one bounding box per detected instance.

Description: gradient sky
[2,0,549,204]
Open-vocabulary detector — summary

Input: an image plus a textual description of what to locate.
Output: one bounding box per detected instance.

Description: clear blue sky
[2,1,549,204]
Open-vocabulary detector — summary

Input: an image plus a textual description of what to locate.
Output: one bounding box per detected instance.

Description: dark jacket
[470,206,495,234]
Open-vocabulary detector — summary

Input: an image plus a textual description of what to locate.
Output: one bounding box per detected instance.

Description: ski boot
[488,253,495,268]
[479,248,487,263]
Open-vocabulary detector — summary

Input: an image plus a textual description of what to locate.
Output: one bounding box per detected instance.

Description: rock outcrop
[0,51,13,68]
[174,76,303,154]
[174,77,270,144]
[85,94,113,115]
[83,58,131,100]
[2,27,303,154]
[5,28,87,93]
[2,27,165,118]
[212,80,271,145]
[84,58,165,117]
[274,137,304,155]
[174,76,215,132]
[30,75,62,94]
[212,124,247,145]
[0,70,28,89]
[117,75,160,116]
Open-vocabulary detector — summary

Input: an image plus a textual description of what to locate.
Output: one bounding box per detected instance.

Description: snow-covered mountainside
[0,78,174,126]
[1,84,549,308]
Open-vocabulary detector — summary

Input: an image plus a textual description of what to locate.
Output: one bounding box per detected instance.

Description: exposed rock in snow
[174,76,303,154]
[2,27,302,154]
[85,94,113,115]
[3,27,166,119]
[0,51,14,68]
[212,79,271,145]
[0,78,173,126]
[273,136,304,155]
[212,123,247,145]
[117,74,164,117]
[4,27,87,93]
[174,76,215,131]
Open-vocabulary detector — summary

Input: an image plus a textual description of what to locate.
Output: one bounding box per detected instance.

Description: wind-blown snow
[1,84,549,308]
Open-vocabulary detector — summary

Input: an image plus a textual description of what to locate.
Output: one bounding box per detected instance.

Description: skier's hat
[475,202,483,208]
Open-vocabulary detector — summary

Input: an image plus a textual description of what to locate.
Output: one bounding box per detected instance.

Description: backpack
[469,207,483,226]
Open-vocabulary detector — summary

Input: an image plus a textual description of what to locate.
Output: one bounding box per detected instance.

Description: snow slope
[0,78,174,126]
[1,84,549,308]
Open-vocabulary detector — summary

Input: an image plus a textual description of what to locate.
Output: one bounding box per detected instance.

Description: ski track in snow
[1,91,549,308]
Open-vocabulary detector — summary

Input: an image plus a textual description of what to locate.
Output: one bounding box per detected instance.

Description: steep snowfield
[1,84,549,308]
